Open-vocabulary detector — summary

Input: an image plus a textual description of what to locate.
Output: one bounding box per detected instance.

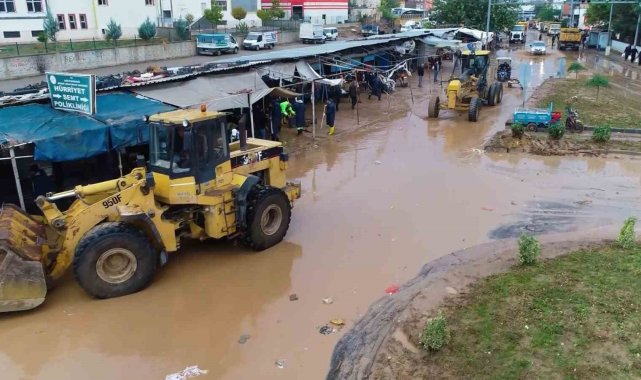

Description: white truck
[196,33,239,56]
[300,23,326,44]
[509,25,526,44]
[242,31,277,50]
[548,23,561,37]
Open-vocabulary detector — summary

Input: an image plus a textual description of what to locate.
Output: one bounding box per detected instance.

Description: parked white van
[242,31,277,50]
[323,27,338,41]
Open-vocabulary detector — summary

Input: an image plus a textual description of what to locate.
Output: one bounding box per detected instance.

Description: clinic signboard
[46,72,96,115]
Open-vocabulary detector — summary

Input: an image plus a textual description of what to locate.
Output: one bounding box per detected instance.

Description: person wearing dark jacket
[632,46,638,64]
[369,74,382,101]
[348,80,358,109]
[331,85,342,111]
[252,105,266,139]
[625,44,632,61]
[417,63,425,87]
[326,98,336,135]
[293,98,306,135]
[270,98,282,141]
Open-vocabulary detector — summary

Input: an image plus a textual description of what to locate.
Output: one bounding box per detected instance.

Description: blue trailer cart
[513,102,561,131]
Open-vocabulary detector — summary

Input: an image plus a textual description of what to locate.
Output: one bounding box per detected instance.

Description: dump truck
[0,107,301,312]
[427,49,503,122]
[558,28,581,50]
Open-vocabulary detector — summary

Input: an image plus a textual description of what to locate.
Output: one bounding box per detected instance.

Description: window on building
[79,14,88,29]
[31,30,44,37]
[3,31,20,38]
[0,0,15,12]
[68,14,77,29]
[57,14,66,30]
[215,0,227,11]
[98,0,108,5]
[163,10,171,18]
[26,0,42,12]
[201,2,207,11]
[145,0,154,5]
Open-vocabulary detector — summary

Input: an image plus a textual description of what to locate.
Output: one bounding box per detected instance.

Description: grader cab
[0,108,301,312]
[427,50,504,122]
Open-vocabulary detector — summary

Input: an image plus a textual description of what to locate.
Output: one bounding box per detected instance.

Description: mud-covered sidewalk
[327,227,618,379]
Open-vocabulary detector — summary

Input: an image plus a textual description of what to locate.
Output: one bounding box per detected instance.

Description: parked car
[529,41,546,55]
[323,27,338,41]
[196,33,238,56]
[243,31,277,50]
[361,24,379,37]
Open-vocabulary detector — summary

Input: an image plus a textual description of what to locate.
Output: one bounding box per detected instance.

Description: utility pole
[485,0,492,49]
[606,0,614,55]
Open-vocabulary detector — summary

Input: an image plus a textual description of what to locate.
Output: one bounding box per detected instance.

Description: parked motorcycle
[565,104,584,133]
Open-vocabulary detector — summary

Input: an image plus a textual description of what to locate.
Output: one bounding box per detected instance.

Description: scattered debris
[330,319,345,326]
[511,201,518,206]
[289,294,299,301]
[445,286,458,295]
[275,359,286,369]
[322,297,334,305]
[165,365,209,380]
[385,285,400,295]
[574,200,592,206]
[319,325,336,335]
[481,207,494,212]
[375,160,383,165]
[238,334,251,344]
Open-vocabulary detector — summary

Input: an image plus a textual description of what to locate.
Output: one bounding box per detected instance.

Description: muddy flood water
[2,42,641,380]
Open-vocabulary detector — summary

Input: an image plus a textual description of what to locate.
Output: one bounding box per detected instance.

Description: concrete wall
[0,41,196,80]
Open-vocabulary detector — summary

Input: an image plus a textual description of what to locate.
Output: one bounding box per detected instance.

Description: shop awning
[295,61,343,86]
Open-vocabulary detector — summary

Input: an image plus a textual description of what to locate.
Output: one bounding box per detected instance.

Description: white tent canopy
[295,61,343,86]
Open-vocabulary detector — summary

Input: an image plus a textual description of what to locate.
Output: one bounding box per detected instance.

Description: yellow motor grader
[0,108,301,312]
[427,49,503,122]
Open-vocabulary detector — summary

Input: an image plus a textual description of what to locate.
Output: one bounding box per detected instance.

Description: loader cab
[460,50,490,78]
[147,109,230,204]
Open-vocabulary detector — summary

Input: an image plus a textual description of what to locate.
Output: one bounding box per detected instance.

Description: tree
[534,4,560,22]
[185,13,195,25]
[432,0,519,32]
[232,6,247,21]
[174,17,190,40]
[270,0,285,19]
[257,9,273,23]
[138,17,157,40]
[568,62,585,79]
[204,1,224,27]
[105,19,122,43]
[586,3,639,42]
[586,74,610,101]
[378,0,399,22]
[42,7,59,42]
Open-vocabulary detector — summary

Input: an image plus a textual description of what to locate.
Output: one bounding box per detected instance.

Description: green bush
[185,13,195,25]
[36,32,47,43]
[592,125,611,143]
[174,17,190,41]
[105,19,122,42]
[138,17,156,40]
[617,217,637,249]
[420,311,449,351]
[236,21,249,35]
[511,123,525,139]
[547,123,565,140]
[518,234,540,266]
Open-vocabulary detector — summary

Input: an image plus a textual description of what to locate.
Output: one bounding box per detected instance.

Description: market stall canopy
[0,92,174,161]
[133,71,299,111]
[295,61,343,86]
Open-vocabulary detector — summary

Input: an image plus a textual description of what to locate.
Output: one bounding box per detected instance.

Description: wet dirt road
[2,41,641,380]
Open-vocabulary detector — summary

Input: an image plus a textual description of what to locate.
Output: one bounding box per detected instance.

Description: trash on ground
[481,207,494,212]
[238,334,251,344]
[289,294,299,301]
[319,325,337,335]
[165,365,209,380]
[330,318,345,326]
[322,297,334,304]
[385,285,400,295]
[375,160,383,165]
[275,359,286,369]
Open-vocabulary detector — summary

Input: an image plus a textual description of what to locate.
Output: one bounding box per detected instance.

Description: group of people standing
[416,56,442,87]
[624,44,641,65]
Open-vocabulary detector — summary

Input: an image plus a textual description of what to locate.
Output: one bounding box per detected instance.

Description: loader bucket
[0,204,47,312]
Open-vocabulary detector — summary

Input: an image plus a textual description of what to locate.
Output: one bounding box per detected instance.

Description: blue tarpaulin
[0,92,174,162]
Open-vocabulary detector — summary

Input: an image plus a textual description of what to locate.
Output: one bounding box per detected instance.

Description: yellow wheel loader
[0,108,301,312]
[427,50,503,122]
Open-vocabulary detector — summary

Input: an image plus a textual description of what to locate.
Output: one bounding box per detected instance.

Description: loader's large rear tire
[487,84,497,106]
[428,96,440,118]
[73,223,157,299]
[468,97,481,122]
[244,185,292,251]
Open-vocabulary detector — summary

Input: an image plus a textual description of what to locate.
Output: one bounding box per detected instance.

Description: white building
[159,0,263,28]
[0,0,160,43]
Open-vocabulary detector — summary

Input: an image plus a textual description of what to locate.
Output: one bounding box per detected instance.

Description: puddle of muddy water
[2,40,641,380]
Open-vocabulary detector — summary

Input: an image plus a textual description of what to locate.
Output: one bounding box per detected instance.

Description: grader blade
[0,204,47,312]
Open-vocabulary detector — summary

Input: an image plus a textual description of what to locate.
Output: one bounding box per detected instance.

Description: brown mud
[328,228,617,379]
[2,35,641,380]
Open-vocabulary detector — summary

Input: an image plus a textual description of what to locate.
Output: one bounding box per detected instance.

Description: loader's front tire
[244,185,292,251]
[73,223,157,299]
[428,96,439,118]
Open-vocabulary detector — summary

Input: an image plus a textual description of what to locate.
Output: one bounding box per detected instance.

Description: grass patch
[536,79,641,129]
[0,38,165,58]
[423,245,641,379]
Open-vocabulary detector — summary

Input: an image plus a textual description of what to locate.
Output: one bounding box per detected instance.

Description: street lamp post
[485,0,492,48]
[606,0,614,55]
